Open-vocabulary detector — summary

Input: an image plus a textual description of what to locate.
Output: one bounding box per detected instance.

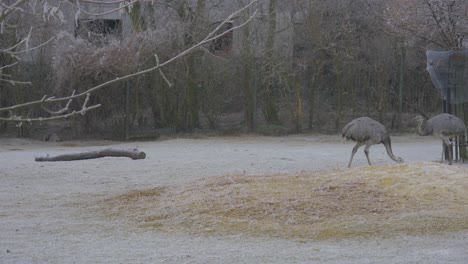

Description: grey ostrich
[342,117,404,167]
[414,113,467,165]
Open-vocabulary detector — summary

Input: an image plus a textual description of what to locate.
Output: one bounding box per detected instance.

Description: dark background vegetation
[1,0,467,140]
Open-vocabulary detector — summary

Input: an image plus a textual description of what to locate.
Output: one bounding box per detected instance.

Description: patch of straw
[99,162,468,239]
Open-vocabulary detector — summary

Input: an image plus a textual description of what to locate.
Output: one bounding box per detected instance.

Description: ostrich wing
[342,117,385,142]
[429,114,467,137]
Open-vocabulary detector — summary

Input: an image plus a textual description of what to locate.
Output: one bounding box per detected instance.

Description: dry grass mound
[101,162,468,239]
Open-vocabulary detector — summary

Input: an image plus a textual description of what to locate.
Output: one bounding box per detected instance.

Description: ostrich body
[342,117,404,167]
[414,113,467,165]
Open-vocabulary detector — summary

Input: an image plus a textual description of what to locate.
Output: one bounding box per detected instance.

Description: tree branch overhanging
[0,0,29,22]
[0,93,101,123]
[0,0,259,123]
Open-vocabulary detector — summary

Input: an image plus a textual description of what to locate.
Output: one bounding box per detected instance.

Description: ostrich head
[412,115,426,125]
[412,115,432,136]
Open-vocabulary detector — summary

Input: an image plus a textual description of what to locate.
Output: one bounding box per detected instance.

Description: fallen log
[35,148,146,162]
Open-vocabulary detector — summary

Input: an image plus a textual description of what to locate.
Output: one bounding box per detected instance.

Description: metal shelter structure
[426,50,468,162]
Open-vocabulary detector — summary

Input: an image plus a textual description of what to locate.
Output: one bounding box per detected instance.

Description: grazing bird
[342,117,404,167]
[414,113,467,165]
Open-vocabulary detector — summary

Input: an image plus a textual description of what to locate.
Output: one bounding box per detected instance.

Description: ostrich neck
[416,120,432,136]
[383,138,400,162]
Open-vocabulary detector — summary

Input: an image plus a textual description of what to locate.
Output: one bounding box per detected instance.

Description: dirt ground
[0,134,467,263]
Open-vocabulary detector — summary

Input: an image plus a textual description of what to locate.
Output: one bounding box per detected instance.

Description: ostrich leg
[440,142,445,163]
[364,143,372,165]
[447,142,454,165]
[348,142,365,168]
[441,137,453,165]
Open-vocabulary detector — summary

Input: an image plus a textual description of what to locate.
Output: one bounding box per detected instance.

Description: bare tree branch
[0,0,29,22]
[0,61,18,70]
[0,0,259,120]
[41,91,75,115]
[1,28,32,53]
[1,92,99,123]
[66,0,137,17]
[154,54,173,87]
[0,78,32,86]
[35,148,146,162]
[0,104,101,123]
[74,0,129,5]
[6,36,55,55]
[424,0,454,48]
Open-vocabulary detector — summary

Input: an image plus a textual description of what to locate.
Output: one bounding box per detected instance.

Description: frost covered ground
[0,134,467,263]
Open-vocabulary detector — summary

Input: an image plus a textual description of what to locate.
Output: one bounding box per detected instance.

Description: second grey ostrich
[342,117,404,167]
[414,113,467,165]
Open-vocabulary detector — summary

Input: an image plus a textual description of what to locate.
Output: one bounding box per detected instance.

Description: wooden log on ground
[35,148,146,162]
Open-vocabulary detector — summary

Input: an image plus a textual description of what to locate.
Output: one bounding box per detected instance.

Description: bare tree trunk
[292,76,302,133]
[127,1,146,32]
[242,17,256,131]
[335,65,343,131]
[125,81,130,140]
[185,55,200,130]
[366,67,371,116]
[262,0,280,125]
[376,64,385,123]
[398,45,405,131]
[182,0,206,131]
[35,148,146,162]
[307,69,316,130]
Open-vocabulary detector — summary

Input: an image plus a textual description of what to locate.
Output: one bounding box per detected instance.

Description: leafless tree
[1,0,452,136]
[365,0,468,49]
[0,0,258,129]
